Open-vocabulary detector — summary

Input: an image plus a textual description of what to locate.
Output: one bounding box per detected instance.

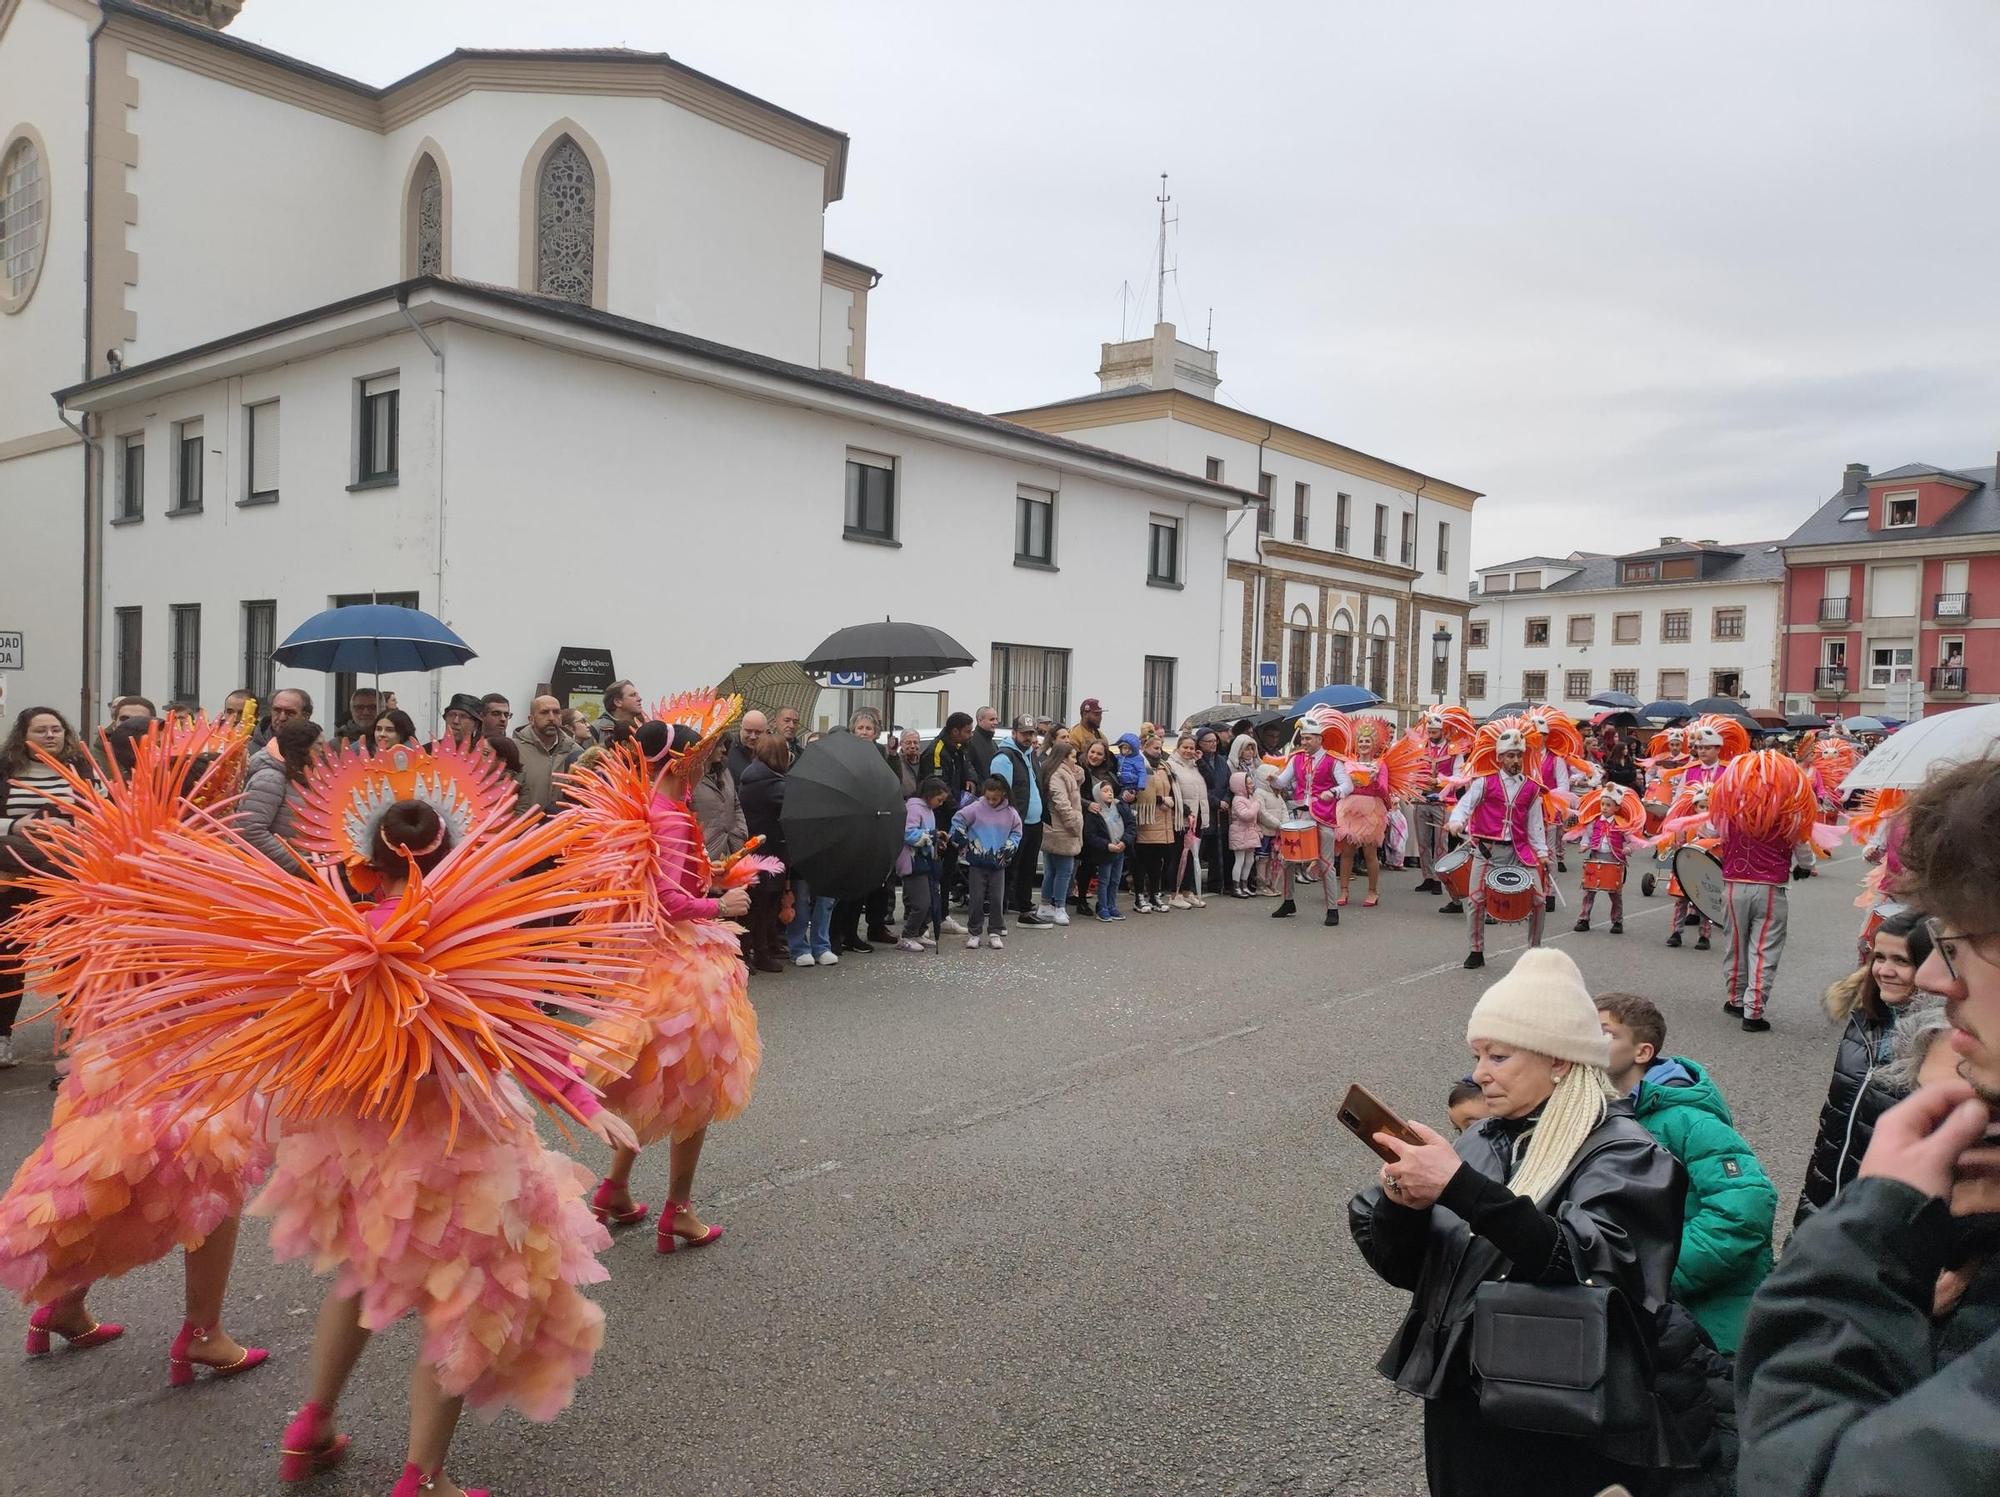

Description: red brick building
[1782,458,2000,718]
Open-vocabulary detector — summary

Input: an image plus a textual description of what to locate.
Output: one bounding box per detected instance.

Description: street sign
[1884,677,1922,721]
[1256,660,1279,699]
[827,671,866,688]
[0,631,21,670]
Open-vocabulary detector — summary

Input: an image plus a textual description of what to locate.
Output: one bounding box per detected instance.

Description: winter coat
[236,750,308,876]
[1196,750,1233,815]
[922,733,974,820]
[1252,768,1287,834]
[966,726,1001,787]
[1631,1057,1776,1353]
[1227,773,1263,852]
[990,738,1044,824]
[1082,800,1135,858]
[1165,757,1211,832]
[1794,976,1910,1228]
[1041,761,1085,857]
[897,796,938,878]
[738,760,788,864]
[1651,1303,1739,1497]
[1349,1099,1687,1468]
[1738,1176,2000,1496]
[1134,761,1175,844]
[1113,733,1149,796]
[689,763,748,863]
[510,723,585,814]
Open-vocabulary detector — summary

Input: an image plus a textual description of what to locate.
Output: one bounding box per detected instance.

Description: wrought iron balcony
[1818,597,1851,624]
[1814,666,1848,692]
[1930,665,1967,694]
[1935,591,1970,619]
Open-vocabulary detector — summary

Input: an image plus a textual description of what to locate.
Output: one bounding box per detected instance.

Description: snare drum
[1482,865,1538,924]
[1276,818,1319,865]
[1582,856,1626,893]
[1435,845,1474,902]
[1642,800,1668,836]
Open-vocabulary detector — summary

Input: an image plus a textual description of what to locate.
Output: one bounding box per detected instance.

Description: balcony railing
[1930,666,1968,693]
[1818,597,1851,624]
[1814,666,1849,692]
[1935,591,1970,619]
[1334,525,1350,551]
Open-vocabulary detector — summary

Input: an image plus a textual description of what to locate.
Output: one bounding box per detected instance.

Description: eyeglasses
[1923,917,2000,982]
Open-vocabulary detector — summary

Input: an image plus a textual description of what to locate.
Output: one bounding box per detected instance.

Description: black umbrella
[779,730,904,900]
[1687,696,1758,723]
[1785,712,1828,731]
[1587,690,1643,709]
[1187,707,1286,735]
[801,619,976,727]
[1482,700,1532,722]
[1639,700,1696,722]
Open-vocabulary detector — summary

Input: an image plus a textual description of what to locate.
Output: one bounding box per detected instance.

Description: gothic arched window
[536,136,596,304]
[413,156,443,276]
[1286,605,1314,698]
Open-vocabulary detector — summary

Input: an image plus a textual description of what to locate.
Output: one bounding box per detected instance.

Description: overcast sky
[234,0,2000,565]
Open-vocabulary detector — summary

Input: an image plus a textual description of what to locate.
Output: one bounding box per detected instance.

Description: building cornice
[0,425,83,462]
[1784,535,2000,564]
[998,387,1482,510]
[1469,576,1782,606]
[1260,537,1422,584]
[820,251,876,294]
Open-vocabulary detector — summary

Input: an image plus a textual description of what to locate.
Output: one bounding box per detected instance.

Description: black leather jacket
[1349,1099,1686,1461]
[1793,1009,1894,1228]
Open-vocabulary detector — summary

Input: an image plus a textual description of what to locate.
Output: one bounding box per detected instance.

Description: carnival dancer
[1334,717,1426,909]
[1708,749,1832,1033]
[1446,723,1549,970]
[1270,708,1351,926]
[567,699,774,1253]
[1849,787,1910,963]
[0,717,270,1384]
[1567,782,1644,934]
[39,738,647,1495]
[1662,717,1744,948]
[1796,735,1859,879]
[1405,706,1472,896]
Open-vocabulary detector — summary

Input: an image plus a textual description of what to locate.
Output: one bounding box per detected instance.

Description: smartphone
[1338,1083,1423,1163]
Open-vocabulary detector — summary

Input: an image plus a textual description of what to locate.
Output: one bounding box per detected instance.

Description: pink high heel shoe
[25,1302,124,1356]
[390,1461,489,1497]
[278,1401,350,1483]
[168,1320,269,1387]
[590,1177,649,1227]
[656,1198,722,1255]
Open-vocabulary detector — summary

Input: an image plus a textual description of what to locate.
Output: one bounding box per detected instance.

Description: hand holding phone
[1338,1083,1424,1163]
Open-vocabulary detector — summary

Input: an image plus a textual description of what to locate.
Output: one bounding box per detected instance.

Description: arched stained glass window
[536,136,595,303]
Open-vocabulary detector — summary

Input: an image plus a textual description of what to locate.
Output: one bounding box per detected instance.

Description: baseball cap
[1081,697,1103,712]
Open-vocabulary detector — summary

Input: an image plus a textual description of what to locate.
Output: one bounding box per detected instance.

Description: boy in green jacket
[1599,991,1776,1354]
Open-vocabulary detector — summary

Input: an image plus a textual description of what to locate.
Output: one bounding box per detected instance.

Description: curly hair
[1898,758,2000,933]
[0,706,86,779]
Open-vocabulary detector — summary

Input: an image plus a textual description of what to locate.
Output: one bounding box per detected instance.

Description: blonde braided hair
[1506,1062,1618,1203]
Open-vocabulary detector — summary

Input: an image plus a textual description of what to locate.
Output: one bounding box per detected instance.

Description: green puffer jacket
[1632,1056,1777,1353]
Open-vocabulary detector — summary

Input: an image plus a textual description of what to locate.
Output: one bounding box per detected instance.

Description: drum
[1582,856,1626,893]
[1858,900,1909,960]
[1642,800,1668,836]
[1483,865,1538,924]
[1671,845,1729,925]
[1435,845,1474,901]
[1277,819,1319,865]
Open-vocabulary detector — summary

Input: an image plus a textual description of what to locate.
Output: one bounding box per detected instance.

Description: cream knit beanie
[1465,948,1610,1069]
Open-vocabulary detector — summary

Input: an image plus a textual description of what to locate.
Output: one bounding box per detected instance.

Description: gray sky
[235,0,2000,565]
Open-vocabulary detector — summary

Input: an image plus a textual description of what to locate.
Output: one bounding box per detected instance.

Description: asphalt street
[0,853,1872,1496]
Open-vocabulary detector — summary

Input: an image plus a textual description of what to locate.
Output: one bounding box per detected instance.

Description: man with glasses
[1737,755,2000,1490]
[479,693,512,735]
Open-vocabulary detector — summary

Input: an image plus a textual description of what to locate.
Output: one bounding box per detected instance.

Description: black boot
[1696,934,1711,951]
[1439,900,1464,915]
[1414,879,1441,895]
[1610,920,1624,935]
[1741,1016,1771,1033]
[1724,998,1744,1016]
[1324,908,1340,927]
[1463,951,1485,970]
[1572,918,1589,933]
[1271,899,1297,919]
[1666,931,1683,948]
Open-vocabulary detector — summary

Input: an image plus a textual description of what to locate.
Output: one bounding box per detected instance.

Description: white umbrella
[1843,703,2000,792]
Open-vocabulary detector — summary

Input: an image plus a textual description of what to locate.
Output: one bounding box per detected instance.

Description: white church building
[0,0,1247,735]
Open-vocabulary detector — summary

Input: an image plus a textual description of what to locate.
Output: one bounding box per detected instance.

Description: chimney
[1658,536,1681,547]
[134,1,246,29]
[1841,462,1870,497]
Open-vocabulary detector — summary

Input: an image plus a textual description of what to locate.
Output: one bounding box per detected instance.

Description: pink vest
[1469,774,1537,864]
[1683,761,1723,789]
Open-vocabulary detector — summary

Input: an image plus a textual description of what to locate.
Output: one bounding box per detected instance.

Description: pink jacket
[1228,792,1263,851]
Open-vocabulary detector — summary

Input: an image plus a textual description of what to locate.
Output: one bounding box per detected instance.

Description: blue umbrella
[271,604,476,674]
[1292,683,1383,714]
[1639,700,1696,723]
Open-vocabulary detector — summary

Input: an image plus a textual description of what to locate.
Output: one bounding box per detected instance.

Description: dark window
[246,400,279,501]
[1525,617,1550,647]
[1522,669,1547,701]
[1372,504,1387,560]
[1468,621,1489,649]
[330,589,419,716]
[990,642,1070,724]
[170,603,200,705]
[1293,481,1310,542]
[358,375,399,483]
[1335,492,1351,552]
[1622,561,1657,583]
[1435,521,1449,574]
[1256,472,1274,536]
[1148,517,1179,584]
[116,435,144,521]
[1329,631,1354,685]
[1565,670,1592,700]
[1886,496,1917,527]
[844,452,895,541]
[1368,636,1390,696]
[1286,608,1313,698]
[1142,656,1176,728]
[1400,512,1415,567]
[1466,671,1487,699]
[1204,456,1223,483]
[242,600,277,700]
[172,420,203,512]
[1015,488,1054,566]
[1662,610,1691,643]
[113,606,142,697]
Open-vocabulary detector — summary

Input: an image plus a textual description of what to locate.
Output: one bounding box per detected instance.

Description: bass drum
[1671,845,1729,926]
[1435,845,1474,902]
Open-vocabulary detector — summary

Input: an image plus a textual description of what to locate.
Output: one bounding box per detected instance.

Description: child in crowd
[1082,777,1135,921]
[949,775,1022,950]
[1251,763,1287,896]
[1226,771,1263,899]
[1446,1079,1489,1134]
[896,776,952,952]
[1114,732,1148,799]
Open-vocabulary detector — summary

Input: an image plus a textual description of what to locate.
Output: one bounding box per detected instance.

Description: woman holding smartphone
[1348,947,1684,1497]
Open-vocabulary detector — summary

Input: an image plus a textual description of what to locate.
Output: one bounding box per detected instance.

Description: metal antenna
[1205,307,1213,350]
[1155,172,1173,328]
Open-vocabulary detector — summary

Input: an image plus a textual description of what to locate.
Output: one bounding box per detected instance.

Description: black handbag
[1469,1275,1656,1439]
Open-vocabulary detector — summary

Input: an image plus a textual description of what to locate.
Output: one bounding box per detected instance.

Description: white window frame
[1609,669,1638,695]
[843,447,896,543]
[170,418,204,514]
[1014,485,1055,568]
[1869,644,1915,688]
[1883,492,1918,528]
[115,432,145,522]
[245,399,280,504]
[1147,514,1181,587]
[1711,606,1745,642]
[1564,669,1591,700]
[1661,610,1691,644]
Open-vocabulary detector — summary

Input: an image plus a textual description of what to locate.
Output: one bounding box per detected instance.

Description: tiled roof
[1785,465,2000,547]
[1869,461,1981,483]
[1475,543,1786,598]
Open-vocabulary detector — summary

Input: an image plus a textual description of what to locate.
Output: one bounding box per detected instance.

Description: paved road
[0,855,1870,1495]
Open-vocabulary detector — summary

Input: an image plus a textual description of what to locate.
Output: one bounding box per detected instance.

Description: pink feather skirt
[1336,794,1390,849]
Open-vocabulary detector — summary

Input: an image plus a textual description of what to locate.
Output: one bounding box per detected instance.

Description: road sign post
[0,631,22,671]
[1256,661,1278,700]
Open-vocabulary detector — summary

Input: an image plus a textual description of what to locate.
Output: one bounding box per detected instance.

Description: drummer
[1269,714,1340,928]
[1446,726,1548,970]
[1667,725,1729,950]
[1571,782,1638,935]
[1407,708,1463,901]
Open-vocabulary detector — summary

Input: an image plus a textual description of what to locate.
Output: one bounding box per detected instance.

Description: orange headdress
[1811,736,1862,794]
[1417,705,1477,755]
[646,691,744,781]
[294,738,516,892]
[1709,749,1817,846]
[1296,707,1354,760]
[1350,715,1396,757]
[1688,714,1751,762]
[1847,787,1907,848]
[1645,726,1692,760]
[1570,783,1647,840]
[1463,716,1529,780]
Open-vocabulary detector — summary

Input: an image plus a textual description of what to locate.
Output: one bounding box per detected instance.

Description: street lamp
[1430,625,1452,701]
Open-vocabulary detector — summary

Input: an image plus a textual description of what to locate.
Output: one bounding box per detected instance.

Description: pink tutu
[592,921,761,1148]
[0,1049,270,1307]
[1336,793,1389,849]
[250,1081,610,1422]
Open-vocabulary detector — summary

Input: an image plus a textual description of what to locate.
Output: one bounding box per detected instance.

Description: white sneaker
[895,938,925,952]
[941,916,968,935]
[1035,903,1060,924]
[988,934,1005,949]
[1168,896,1191,910]
[1186,895,1206,908]
[1052,908,1071,926]
[0,1035,14,1069]
[966,936,982,950]
[794,953,816,968]
[817,951,840,966]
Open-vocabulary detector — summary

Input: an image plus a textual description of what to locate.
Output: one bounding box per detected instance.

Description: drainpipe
[75,14,109,731]
[1215,500,1251,705]
[397,292,445,726]
[56,407,102,729]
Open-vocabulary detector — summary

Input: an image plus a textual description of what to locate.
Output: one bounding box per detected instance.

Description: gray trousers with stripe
[1725,879,1788,1021]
